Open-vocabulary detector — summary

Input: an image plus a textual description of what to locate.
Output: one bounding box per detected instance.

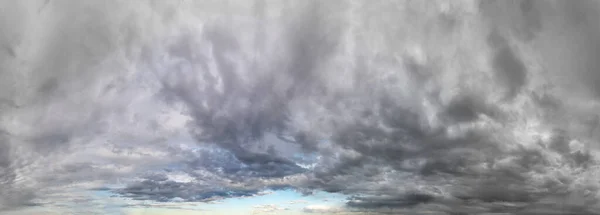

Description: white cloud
[287,199,309,205]
[303,204,344,213]
[251,204,288,214]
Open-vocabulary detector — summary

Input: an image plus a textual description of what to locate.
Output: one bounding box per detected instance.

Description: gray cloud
[118,179,258,202]
[2,0,600,214]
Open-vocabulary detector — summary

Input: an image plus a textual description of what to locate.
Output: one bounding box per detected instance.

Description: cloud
[303,204,344,214]
[2,0,600,214]
[347,194,435,209]
[288,200,309,205]
[252,204,289,214]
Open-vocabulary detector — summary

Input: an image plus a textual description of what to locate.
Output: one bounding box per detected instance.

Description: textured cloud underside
[2,0,600,214]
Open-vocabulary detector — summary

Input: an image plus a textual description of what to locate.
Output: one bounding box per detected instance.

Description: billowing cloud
[2,0,600,214]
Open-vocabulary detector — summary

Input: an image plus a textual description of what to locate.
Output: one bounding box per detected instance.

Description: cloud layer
[2,0,600,214]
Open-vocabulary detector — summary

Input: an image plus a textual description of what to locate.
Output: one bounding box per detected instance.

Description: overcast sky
[2,0,600,214]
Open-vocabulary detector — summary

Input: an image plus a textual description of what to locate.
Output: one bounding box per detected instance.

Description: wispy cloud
[252,204,289,214]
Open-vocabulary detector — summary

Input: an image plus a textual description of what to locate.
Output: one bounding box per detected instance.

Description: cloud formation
[2,0,600,214]
[303,204,343,214]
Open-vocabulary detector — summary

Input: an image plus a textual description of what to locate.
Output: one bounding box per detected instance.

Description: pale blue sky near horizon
[5,189,351,215]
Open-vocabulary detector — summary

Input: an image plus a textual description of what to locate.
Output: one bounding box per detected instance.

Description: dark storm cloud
[487,30,527,99]
[116,167,297,203]
[3,0,600,214]
[148,0,340,179]
[347,194,435,208]
[480,0,543,42]
[564,1,600,98]
[0,0,188,210]
[203,1,600,212]
[117,178,259,202]
[183,146,307,179]
[294,1,600,213]
[311,120,599,214]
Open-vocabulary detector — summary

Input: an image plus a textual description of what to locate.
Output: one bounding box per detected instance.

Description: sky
[2,0,600,214]
[6,189,351,215]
